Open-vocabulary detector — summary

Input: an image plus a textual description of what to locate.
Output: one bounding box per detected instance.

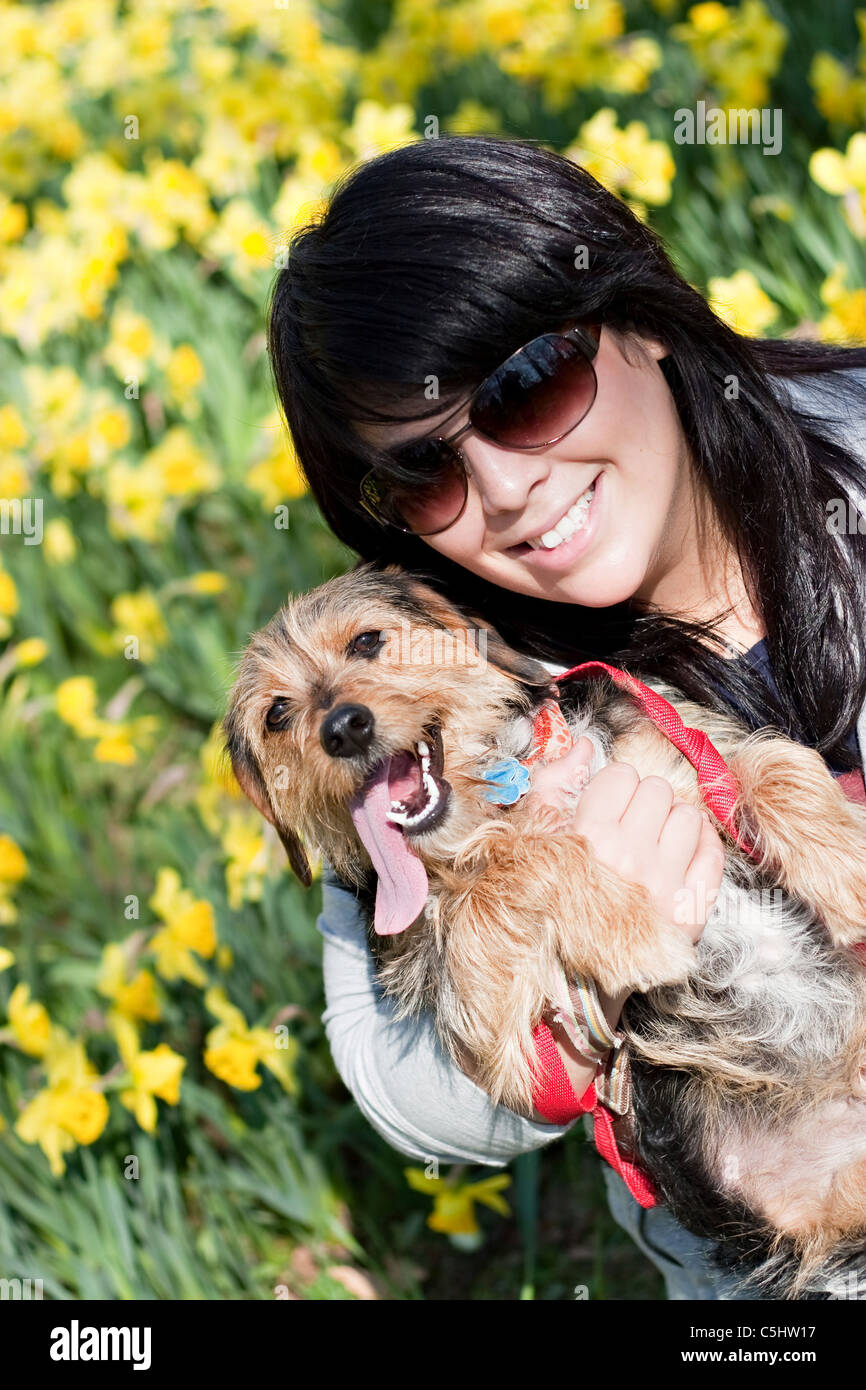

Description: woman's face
[356,327,697,610]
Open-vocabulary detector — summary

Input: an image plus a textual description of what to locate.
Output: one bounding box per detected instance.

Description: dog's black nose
[320,703,375,758]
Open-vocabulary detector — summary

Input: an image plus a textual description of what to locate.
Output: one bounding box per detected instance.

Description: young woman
[266,135,866,1298]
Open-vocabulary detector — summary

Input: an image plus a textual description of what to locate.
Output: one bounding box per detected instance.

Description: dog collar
[481,699,573,804]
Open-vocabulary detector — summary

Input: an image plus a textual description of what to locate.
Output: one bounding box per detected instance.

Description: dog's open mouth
[347,726,451,937]
[383,725,450,836]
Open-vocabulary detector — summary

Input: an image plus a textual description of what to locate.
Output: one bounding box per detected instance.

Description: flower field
[0,0,864,1300]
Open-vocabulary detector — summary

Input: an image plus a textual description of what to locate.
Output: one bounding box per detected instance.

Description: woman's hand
[528,738,726,946]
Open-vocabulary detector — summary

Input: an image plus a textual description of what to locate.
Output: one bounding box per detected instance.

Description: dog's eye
[349,630,384,657]
[265,699,292,731]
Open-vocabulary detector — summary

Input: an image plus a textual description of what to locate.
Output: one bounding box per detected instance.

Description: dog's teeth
[417,740,429,757]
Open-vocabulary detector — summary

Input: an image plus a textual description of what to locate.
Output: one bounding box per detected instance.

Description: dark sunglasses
[358,320,602,536]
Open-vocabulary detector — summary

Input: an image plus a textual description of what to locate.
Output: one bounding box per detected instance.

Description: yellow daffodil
[0,404,27,448]
[0,565,19,640]
[145,426,220,499]
[110,590,168,663]
[0,455,29,497]
[0,195,27,245]
[15,1032,109,1176]
[817,263,866,345]
[165,343,205,416]
[43,518,78,565]
[55,675,100,734]
[104,457,167,542]
[563,108,675,220]
[0,834,28,888]
[148,868,217,986]
[6,982,53,1056]
[196,722,244,836]
[54,675,158,763]
[186,571,228,595]
[810,133,866,241]
[404,1168,511,1235]
[111,1015,185,1134]
[810,45,866,129]
[13,637,48,668]
[204,198,275,284]
[103,300,162,383]
[98,942,161,1022]
[672,0,787,109]
[0,946,15,972]
[222,811,268,909]
[707,268,779,336]
[0,833,28,925]
[203,985,299,1094]
[245,412,308,509]
[343,100,418,164]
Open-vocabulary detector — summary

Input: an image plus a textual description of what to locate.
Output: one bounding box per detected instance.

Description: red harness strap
[556,660,758,859]
[529,661,764,1207]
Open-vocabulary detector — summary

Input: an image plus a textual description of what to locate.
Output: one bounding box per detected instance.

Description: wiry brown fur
[225,562,866,1297]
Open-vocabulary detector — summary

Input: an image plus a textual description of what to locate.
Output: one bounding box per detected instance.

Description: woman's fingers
[572,758,640,827]
[656,798,704,867]
[678,811,727,937]
[525,736,595,812]
[569,762,727,946]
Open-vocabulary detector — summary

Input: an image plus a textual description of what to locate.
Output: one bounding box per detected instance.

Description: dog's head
[224,562,556,933]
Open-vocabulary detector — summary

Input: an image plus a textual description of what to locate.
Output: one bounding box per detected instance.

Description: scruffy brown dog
[225,561,866,1298]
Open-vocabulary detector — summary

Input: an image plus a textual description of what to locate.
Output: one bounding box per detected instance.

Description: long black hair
[267,134,866,769]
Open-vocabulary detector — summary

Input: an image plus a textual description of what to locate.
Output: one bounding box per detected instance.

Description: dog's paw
[594,911,697,1000]
[806,865,866,948]
[610,919,697,995]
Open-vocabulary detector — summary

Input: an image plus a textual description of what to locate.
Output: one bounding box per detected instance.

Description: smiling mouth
[504,470,601,555]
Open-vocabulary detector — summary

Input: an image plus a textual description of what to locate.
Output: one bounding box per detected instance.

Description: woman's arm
[317,864,579,1165]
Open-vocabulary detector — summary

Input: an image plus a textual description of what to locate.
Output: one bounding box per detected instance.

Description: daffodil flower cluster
[0,861,300,1176]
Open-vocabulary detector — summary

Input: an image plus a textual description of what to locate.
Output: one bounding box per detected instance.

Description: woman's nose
[460,437,551,516]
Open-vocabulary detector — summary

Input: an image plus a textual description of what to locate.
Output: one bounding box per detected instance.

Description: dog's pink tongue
[349,762,429,935]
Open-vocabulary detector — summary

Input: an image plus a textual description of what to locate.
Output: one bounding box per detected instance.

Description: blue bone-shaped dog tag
[481,757,532,805]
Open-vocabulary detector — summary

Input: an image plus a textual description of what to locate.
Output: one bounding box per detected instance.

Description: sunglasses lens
[366,439,467,535]
[472,333,597,447]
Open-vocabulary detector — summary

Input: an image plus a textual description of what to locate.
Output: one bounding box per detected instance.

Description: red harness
[528,660,761,1207]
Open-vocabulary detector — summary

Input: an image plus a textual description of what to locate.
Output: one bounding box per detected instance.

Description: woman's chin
[527,552,651,608]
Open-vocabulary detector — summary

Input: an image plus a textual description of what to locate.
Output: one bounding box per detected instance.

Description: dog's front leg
[453,811,697,1011]
[447,821,696,1111]
[539,829,698,997]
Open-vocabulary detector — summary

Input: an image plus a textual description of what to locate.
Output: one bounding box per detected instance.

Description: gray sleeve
[316,866,578,1166]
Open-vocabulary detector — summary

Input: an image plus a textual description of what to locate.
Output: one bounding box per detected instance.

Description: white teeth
[387,774,439,827]
[524,481,596,551]
[385,741,439,827]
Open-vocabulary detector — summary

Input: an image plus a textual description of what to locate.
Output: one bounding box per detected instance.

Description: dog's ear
[223,717,313,888]
[379,567,556,690]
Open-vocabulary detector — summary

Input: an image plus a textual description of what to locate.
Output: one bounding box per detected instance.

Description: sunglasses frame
[358,320,603,536]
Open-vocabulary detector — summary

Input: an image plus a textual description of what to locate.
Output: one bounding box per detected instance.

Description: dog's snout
[320,703,375,758]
